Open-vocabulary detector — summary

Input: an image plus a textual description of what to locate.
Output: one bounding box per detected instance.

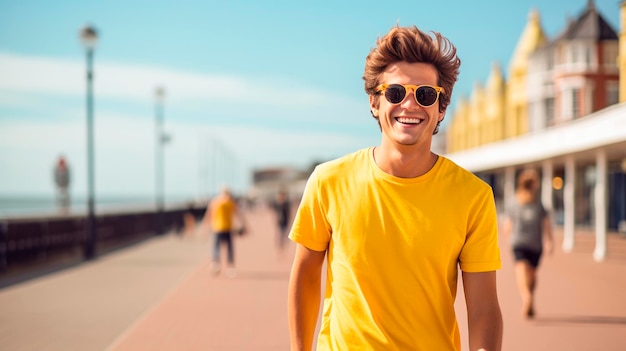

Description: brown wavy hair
[363,25,461,134]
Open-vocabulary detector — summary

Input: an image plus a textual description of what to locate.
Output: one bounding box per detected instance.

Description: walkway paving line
[102,257,211,351]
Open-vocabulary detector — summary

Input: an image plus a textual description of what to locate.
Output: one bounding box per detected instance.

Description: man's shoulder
[439,156,492,191]
[210,195,233,206]
[314,148,370,176]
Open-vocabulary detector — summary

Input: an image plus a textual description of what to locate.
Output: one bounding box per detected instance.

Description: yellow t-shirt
[210,196,236,233]
[289,148,501,350]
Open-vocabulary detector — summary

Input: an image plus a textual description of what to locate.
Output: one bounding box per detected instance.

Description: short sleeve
[288,168,331,252]
[459,187,502,272]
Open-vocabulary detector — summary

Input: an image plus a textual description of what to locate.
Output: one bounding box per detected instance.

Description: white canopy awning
[445,102,626,172]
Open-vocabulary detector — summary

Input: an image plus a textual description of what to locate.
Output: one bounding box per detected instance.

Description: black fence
[0,205,207,278]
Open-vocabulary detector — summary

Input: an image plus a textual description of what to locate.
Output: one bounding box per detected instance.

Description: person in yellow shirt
[287,25,503,351]
[204,186,245,278]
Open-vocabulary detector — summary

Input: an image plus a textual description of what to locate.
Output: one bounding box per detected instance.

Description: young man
[287,25,503,351]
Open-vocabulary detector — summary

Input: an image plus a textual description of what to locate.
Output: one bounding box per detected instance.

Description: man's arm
[542,215,554,255]
[232,201,247,232]
[200,201,213,229]
[462,271,503,351]
[500,216,512,237]
[288,244,326,351]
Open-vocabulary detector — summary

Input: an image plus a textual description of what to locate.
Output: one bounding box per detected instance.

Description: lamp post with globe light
[79,24,98,259]
[155,86,166,234]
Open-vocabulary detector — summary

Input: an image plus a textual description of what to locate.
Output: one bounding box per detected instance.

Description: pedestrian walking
[287,24,503,350]
[54,155,71,208]
[501,168,554,319]
[202,186,246,278]
[271,189,291,250]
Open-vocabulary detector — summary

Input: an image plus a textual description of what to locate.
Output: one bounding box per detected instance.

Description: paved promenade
[0,205,625,350]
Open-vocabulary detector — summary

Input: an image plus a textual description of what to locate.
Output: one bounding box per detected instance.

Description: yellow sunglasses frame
[375,84,445,107]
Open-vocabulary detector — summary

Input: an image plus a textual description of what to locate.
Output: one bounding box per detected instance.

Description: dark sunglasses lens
[416,86,438,106]
[384,85,406,104]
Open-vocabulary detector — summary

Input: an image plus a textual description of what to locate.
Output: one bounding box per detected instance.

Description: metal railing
[0,205,207,275]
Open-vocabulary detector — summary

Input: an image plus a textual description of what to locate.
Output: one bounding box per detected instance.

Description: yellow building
[447,95,468,152]
[446,9,545,152]
[484,62,506,144]
[505,9,546,138]
[468,82,484,148]
[444,1,626,261]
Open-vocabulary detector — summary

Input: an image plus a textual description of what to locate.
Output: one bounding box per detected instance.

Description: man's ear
[369,95,378,117]
[438,109,446,122]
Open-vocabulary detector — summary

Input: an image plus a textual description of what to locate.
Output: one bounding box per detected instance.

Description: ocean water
[0,195,200,219]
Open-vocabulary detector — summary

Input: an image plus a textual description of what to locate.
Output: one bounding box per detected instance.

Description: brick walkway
[1,206,625,350]
[105,205,294,351]
[458,228,626,351]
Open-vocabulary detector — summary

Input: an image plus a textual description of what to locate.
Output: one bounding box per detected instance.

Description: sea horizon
[0,194,205,219]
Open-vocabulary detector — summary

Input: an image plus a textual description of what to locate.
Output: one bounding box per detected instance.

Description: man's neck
[373,144,437,178]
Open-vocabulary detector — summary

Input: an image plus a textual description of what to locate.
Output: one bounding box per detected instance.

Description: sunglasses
[375,84,444,107]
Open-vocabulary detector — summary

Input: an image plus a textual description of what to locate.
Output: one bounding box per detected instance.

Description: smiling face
[369,61,445,150]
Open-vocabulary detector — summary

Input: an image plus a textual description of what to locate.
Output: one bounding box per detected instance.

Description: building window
[544,97,555,126]
[556,45,565,65]
[603,42,618,68]
[607,83,619,106]
[571,46,578,64]
[517,106,524,134]
[572,88,580,118]
[547,51,554,70]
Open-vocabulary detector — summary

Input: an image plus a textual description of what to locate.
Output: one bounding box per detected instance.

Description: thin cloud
[0,52,353,107]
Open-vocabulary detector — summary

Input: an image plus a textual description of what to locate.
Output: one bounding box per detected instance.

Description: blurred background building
[445,0,626,260]
[250,166,311,204]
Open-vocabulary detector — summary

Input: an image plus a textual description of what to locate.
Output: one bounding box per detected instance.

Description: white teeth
[396,117,423,124]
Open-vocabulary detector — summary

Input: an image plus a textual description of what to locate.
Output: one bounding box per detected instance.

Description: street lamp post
[79,25,98,259]
[155,86,165,234]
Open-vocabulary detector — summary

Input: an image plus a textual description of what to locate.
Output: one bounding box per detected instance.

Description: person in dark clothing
[502,168,554,319]
[272,190,291,250]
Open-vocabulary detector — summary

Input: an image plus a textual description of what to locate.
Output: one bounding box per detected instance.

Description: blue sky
[0,0,620,202]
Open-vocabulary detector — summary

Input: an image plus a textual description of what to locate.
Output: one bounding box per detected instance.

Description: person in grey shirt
[502,169,554,319]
